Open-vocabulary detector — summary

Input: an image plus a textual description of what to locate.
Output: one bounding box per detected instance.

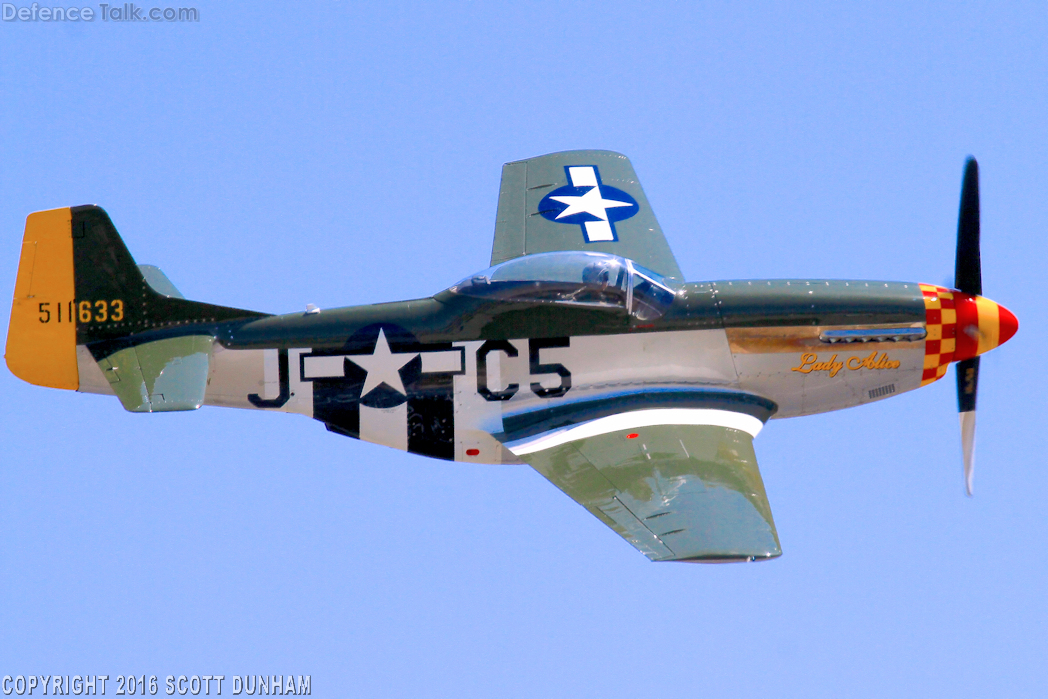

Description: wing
[501,410,781,562]
[490,150,684,281]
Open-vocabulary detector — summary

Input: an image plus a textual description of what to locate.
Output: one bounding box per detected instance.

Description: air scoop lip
[998,303,1019,346]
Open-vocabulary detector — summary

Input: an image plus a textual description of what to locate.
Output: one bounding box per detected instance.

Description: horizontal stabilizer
[138,264,185,299]
[95,335,213,412]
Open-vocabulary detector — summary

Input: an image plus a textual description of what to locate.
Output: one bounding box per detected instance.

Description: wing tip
[664,550,783,564]
[506,149,629,167]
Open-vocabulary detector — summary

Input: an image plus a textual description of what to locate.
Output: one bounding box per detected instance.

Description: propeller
[954,157,980,496]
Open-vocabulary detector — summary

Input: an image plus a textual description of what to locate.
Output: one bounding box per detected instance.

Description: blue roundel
[538,166,640,227]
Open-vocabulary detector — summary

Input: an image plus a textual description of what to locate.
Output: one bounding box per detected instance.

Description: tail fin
[7,205,265,402]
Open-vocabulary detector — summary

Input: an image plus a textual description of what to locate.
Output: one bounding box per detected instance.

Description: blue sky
[1,2,1046,697]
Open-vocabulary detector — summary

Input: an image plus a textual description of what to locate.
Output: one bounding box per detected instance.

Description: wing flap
[531,438,674,559]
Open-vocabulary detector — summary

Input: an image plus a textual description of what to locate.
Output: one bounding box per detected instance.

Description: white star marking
[550,186,634,222]
[346,329,418,397]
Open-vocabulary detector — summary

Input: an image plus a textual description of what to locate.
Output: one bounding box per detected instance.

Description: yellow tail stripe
[5,207,79,390]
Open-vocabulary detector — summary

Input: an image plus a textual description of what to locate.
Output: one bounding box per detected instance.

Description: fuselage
[70,278,1013,465]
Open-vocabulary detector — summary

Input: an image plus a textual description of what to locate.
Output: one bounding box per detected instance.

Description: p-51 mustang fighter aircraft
[6,151,1017,563]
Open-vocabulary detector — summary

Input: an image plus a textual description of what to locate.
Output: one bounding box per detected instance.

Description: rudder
[7,207,79,389]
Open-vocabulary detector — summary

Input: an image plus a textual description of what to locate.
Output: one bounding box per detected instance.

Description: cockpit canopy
[449,251,677,320]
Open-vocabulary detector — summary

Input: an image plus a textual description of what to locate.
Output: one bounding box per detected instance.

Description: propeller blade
[956,356,979,496]
[955,157,981,295]
[955,158,981,496]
